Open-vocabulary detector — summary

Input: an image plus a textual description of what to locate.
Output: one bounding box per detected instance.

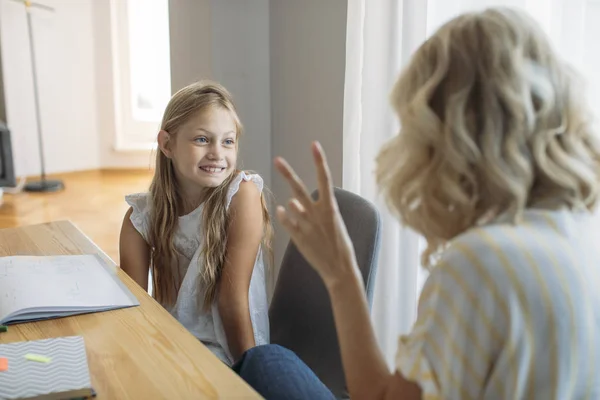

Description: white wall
[0,0,101,177]
[581,1,600,114]
[0,0,156,177]
[270,0,348,268]
[91,0,153,170]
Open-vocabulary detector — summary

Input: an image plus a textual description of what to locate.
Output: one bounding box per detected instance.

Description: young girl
[119,81,272,365]
[235,7,600,399]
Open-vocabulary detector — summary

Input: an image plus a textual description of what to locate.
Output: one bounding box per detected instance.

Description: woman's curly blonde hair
[376,7,600,268]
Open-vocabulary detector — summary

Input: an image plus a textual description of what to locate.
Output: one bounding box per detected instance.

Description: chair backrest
[269,187,381,398]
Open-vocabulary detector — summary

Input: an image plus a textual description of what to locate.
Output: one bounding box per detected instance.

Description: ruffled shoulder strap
[125,193,151,243]
[226,171,264,210]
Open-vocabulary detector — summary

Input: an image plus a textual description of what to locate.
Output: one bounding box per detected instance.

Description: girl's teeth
[202,167,223,173]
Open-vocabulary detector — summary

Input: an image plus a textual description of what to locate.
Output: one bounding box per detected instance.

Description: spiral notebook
[0,255,139,325]
[0,336,93,400]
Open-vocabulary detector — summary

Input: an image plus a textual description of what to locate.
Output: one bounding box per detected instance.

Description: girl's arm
[119,207,151,291]
[218,180,264,362]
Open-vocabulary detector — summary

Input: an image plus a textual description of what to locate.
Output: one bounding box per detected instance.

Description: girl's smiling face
[159,106,238,200]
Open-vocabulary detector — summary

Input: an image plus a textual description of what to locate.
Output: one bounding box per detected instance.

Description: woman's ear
[157,130,173,158]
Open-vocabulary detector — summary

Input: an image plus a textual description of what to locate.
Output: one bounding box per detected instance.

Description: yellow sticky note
[25,353,51,363]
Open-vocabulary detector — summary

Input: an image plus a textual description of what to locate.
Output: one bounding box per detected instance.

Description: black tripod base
[24,179,65,192]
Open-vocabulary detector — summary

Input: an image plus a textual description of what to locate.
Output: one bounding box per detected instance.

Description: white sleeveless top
[125,171,269,365]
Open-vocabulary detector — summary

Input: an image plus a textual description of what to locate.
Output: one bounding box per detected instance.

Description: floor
[0,169,153,263]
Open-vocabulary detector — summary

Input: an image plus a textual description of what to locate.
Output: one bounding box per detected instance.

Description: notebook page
[0,255,137,323]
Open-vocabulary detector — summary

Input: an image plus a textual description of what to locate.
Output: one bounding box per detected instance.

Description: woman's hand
[274,142,360,289]
[275,143,422,400]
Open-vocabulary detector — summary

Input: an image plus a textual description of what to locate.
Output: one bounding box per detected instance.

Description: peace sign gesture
[274,142,360,289]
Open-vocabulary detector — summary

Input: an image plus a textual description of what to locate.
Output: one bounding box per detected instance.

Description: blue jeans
[233,344,336,400]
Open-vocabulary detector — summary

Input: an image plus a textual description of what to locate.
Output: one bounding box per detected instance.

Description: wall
[1,0,274,179]
[168,0,345,278]
[210,0,271,186]
[91,0,153,170]
[0,0,346,264]
[168,0,272,186]
[0,23,5,123]
[270,0,348,269]
[168,0,213,93]
[581,1,600,113]
[0,0,101,177]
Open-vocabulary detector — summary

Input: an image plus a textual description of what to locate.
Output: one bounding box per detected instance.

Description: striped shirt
[396,208,600,399]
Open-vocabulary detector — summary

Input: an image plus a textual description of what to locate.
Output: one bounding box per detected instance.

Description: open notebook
[0,255,139,325]
[0,336,94,400]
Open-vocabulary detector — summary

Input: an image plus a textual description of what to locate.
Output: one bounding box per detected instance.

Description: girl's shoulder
[125,192,151,215]
[125,192,151,242]
[226,171,264,210]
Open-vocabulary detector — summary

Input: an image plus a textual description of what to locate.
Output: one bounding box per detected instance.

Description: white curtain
[343,0,429,368]
[343,0,598,368]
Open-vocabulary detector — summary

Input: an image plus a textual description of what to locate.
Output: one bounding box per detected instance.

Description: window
[110,0,171,150]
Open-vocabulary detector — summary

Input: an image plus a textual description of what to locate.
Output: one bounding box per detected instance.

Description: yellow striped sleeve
[396,209,600,399]
[395,240,505,400]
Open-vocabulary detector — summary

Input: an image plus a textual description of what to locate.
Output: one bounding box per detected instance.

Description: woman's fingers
[276,206,298,232]
[312,142,336,207]
[274,157,313,207]
[278,198,313,238]
[274,142,336,217]
[287,198,311,229]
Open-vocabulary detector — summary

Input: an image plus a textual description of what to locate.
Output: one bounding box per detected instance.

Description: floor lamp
[11,0,64,192]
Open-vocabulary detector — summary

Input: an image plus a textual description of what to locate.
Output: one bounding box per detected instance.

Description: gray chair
[269,187,382,399]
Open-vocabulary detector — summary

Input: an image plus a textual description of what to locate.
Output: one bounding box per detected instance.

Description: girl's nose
[207,143,223,159]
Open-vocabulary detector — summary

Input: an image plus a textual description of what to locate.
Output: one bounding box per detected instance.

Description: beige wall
[210,0,271,188]
[168,0,272,188]
[270,0,348,269]
[168,0,213,93]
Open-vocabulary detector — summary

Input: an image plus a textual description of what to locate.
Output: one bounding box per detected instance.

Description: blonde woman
[235,7,600,400]
[120,81,272,365]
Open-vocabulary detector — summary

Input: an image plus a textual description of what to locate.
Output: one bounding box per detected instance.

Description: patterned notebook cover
[0,336,93,400]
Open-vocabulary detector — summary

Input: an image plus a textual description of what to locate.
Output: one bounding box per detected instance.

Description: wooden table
[0,221,261,399]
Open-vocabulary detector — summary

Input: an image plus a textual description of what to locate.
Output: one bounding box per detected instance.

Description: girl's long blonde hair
[148,80,272,309]
[376,7,600,267]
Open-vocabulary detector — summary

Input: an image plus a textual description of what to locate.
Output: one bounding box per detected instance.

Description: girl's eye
[194,137,208,143]
[224,139,235,145]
